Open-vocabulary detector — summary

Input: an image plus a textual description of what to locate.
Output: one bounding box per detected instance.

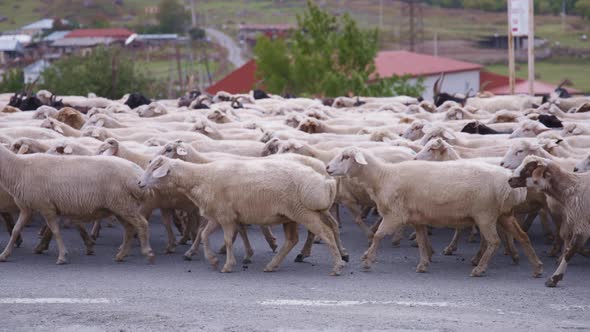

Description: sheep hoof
[218,247,227,255]
[341,255,349,263]
[242,257,252,264]
[220,266,233,273]
[33,247,44,254]
[416,264,428,273]
[511,255,520,265]
[408,232,416,241]
[313,238,322,244]
[442,248,454,256]
[263,266,276,272]
[146,253,156,264]
[183,253,193,261]
[545,274,562,287]
[270,243,278,253]
[56,258,68,265]
[165,247,176,254]
[467,235,477,243]
[470,267,486,277]
[470,257,480,266]
[0,255,7,262]
[411,241,419,248]
[294,254,305,263]
[15,238,23,248]
[362,260,372,270]
[391,240,401,247]
[114,255,125,262]
[86,249,95,256]
[330,270,342,276]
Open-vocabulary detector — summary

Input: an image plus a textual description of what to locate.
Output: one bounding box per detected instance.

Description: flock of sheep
[1,85,590,288]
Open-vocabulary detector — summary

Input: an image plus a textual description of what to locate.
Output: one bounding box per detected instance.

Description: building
[480,71,578,95]
[19,18,70,37]
[206,51,482,99]
[23,59,50,84]
[124,33,180,48]
[238,24,294,47]
[51,28,134,55]
[0,39,24,65]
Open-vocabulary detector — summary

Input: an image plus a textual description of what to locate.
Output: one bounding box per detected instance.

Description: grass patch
[485,58,590,93]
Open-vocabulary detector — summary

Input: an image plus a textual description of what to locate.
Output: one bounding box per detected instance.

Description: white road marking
[258,299,459,308]
[0,298,112,304]
[549,304,590,311]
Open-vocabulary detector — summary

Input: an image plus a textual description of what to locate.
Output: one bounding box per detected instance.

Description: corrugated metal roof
[481,71,579,95]
[24,59,50,73]
[374,50,482,78]
[0,34,32,44]
[137,34,178,40]
[21,18,64,30]
[52,37,115,47]
[65,28,133,39]
[43,30,71,42]
[0,39,24,52]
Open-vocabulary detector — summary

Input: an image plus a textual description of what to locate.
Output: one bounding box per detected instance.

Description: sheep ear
[152,162,171,178]
[96,119,105,127]
[293,141,304,149]
[531,166,546,181]
[176,146,188,156]
[442,130,455,140]
[91,129,101,138]
[204,126,214,133]
[354,151,368,165]
[64,145,73,154]
[556,139,563,144]
[573,128,582,135]
[18,144,29,154]
[154,107,162,114]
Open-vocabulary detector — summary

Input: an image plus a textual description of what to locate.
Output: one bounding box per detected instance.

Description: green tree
[254,1,422,97]
[0,69,24,93]
[41,47,162,99]
[576,0,590,19]
[156,0,189,34]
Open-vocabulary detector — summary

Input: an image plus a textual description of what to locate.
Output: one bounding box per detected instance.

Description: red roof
[374,50,482,78]
[65,28,134,39]
[481,71,579,95]
[206,60,259,94]
[205,51,483,94]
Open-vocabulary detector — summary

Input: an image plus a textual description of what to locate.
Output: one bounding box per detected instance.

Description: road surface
[205,28,246,68]
[0,210,589,331]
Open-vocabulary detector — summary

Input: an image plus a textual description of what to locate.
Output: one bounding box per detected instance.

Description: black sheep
[253,89,270,100]
[461,121,500,135]
[537,114,563,128]
[125,92,151,109]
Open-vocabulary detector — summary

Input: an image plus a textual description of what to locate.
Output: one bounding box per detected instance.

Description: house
[19,18,70,37]
[206,51,482,99]
[124,34,180,48]
[238,24,294,47]
[52,28,134,55]
[0,39,25,65]
[480,71,578,95]
[23,59,50,84]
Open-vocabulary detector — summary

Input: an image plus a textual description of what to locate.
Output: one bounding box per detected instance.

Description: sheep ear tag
[64,146,73,154]
[354,152,368,165]
[153,163,170,178]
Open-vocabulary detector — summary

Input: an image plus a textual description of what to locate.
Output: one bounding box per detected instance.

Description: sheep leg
[178,210,199,245]
[260,225,278,252]
[546,234,585,287]
[470,219,500,277]
[42,213,68,265]
[499,215,543,278]
[75,223,95,255]
[237,223,254,263]
[330,204,341,226]
[443,228,461,255]
[347,204,374,241]
[548,210,564,257]
[201,219,220,269]
[520,211,538,232]
[498,223,519,264]
[264,222,298,272]
[414,225,431,273]
[183,219,206,260]
[115,222,135,262]
[220,222,238,273]
[172,211,184,235]
[467,225,479,243]
[362,215,403,270]
[34,227,52,254]
[320,211,349,262]
[295,231,315,262]
[539,209,555,243]
[160,209,177,254]
[1,213,22,248]
[391,224,404,247]
[297,210,345,276]
[0,210,32,262]
[121,214,154,263]
[90,220,101,240]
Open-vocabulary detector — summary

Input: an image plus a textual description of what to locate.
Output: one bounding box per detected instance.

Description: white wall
[408,70,480,101]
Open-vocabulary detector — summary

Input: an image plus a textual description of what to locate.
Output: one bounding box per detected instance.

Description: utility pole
[527,0,535,96]
[190,0,197,28]
[561,0,566,32]
[409,0,415,52]
[379,0,383,31]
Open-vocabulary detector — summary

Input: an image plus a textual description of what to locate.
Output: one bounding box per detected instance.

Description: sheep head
[276,139,306,155]
[500,140,544,170]
[40,118,65,135]
[402,120,426,141]
[2,105,21,114]
[206,108,232,124]
[508,156,551,191]
[98,138,120,156]
[139,156,173,189]
[285,114,303,128]
[55,107,85,130]
[156,140,190,161]
[509,120,550,138]
[138,102,168,118]
[261,138,282,156]
[414,138,456,161]
[32,105,58,119]
[326,147,368,176]
[11,138,46,154]
[82,127,108,141]
[574,155,590,173]
[191,119,222,139]
[419,126,455,145]
[445,107,467,121]
[48,142,75,155]
[561,123,585,137]
[297,118,322,134]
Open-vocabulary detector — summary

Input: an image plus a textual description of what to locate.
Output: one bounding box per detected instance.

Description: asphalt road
[205,28,246,68]
[0,209,589,332]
